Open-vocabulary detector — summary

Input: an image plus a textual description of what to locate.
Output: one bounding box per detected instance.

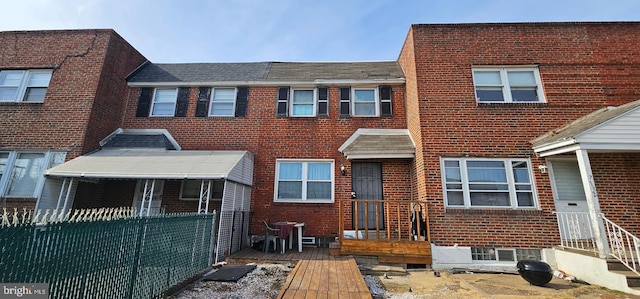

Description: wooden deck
[227,247,372,298]
[277,256,372,299]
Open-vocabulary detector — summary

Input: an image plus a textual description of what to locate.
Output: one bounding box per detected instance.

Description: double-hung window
[352,88,378,116]
[291,88,316,116]
[0,151,65,197]
[209,88,236,116]
[150,88,178,116]
[472,67,544,103]
[442,158,535,208]
[275,159,334,203]
[0,70,53,103]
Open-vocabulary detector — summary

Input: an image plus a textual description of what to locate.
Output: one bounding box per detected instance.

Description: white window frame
[441,157,537,209]
[0,151,66,198]
[471,247,542,264]
[149,88,178,117]
[472,67,545,103]
[208,87,237,117]
[290,88,317,117]
[274,159,335,203]
[352,87,379,117]
[179,179,224,201]
[0,69,53,103]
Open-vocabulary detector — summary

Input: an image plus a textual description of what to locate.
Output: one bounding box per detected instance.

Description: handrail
[338,199,429,242]
[601,214,640,275]
[553,211,597,253]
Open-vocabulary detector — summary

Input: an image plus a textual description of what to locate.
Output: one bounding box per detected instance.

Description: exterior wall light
[538,165,548,174]
[340,164,346,176]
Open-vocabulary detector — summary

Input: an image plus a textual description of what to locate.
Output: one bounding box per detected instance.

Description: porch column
[575,149,610,258]
[139,179,156,217]
[198,180,212,214]
[54,178,74,220]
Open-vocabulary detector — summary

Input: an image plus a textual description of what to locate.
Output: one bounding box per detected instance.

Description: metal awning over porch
[44,149,254,185]
[338,128,415,159]
[531,100,640,157]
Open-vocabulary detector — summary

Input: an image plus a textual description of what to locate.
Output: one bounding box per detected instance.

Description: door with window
[549,159,591,239]
[351,162,384,230]
[132,180,164,215]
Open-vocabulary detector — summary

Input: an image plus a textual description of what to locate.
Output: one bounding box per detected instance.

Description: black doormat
[203,265,257,282]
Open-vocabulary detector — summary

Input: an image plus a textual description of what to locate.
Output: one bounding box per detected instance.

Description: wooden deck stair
[277,256,372,299]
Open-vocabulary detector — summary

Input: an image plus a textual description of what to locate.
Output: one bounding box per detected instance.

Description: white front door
[132,179,164,215]
[549,159,591,239]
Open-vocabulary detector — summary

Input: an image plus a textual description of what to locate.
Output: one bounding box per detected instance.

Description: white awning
[339,128,415,159]
[45,149,254,185]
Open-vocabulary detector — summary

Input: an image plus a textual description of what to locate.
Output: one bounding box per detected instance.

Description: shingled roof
[127,62,271,83]
[127,61,404,85]
[531,100,640,149]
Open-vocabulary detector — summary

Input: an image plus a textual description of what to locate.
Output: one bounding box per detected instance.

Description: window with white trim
[0,70,53,102]
[472,248,542,263]
[472,67,544,103]
[291,88,316,116]
[180,180,224,200]
[442,158,535,208]
[209,88,237,116]
[275,159,334,203]
[352,88,378,116]
[150,88,178,116]
[0,151,65,197]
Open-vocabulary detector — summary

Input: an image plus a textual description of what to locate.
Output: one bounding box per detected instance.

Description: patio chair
[262,221,281,253]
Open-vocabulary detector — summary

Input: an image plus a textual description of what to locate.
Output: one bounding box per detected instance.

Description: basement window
[471,247,542,263]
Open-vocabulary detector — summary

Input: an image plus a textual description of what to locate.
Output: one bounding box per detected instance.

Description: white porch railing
[602,214,640,275]
[555,211,598,253]
[555,211,640,275]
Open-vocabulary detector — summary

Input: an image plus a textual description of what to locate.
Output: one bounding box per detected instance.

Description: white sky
[1,0,639,63]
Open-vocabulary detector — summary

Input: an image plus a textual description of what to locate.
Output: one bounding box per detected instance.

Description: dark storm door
[351,162,385,230]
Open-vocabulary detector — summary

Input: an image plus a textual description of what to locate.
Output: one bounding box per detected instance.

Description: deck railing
[337,199,429,242]
[555,211,640,275]
[554,211,598,253]
[602,214,640,275]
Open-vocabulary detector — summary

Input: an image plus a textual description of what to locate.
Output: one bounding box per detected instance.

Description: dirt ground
[370,270,640,299]
[170,263,640,299]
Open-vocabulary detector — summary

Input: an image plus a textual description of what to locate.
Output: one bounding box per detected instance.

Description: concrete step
[609,270,640,288]
[606,259,640,271]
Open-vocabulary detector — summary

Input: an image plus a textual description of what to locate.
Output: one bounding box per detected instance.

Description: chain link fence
[0,208,216,299]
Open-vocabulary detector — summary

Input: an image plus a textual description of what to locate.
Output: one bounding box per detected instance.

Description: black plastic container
[516,260,553,286]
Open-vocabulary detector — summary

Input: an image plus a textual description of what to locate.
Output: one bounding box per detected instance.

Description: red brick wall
[122,85,407,236]
[0,29,146,209]
[591,153,640,236]
[402,22,640,248]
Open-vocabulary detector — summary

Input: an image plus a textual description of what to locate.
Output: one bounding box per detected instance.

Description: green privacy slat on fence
[0,212,216,299]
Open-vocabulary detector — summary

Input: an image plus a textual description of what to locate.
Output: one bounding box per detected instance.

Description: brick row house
[3,22,640,292]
